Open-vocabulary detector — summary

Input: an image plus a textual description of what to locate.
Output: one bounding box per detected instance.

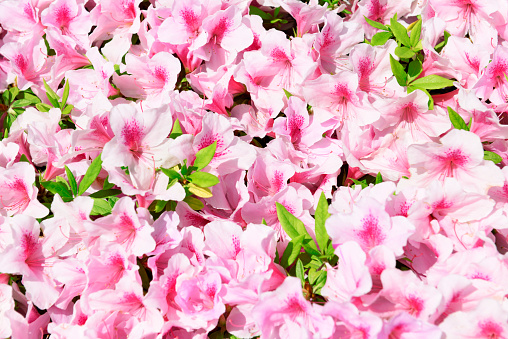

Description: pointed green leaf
[484,151,503,164]
[410,74,454,90]
[371,31,393,46]
[193,141,217,171]
[188,171,219,187]
[2,90,11,104]
[8,87,19,101]
[276,202,320,255]
[447,107,468,131]
[351,178,368,189]
[407,59,423,81]
[283,89,293,99]
[435,31,451,53]
[161,167,182,181]
[19,92,41,105]
[409,19,422,47]
[62,104,73,115]
[89,189,122,199]
[276,202,304,239]
[169,119,183,139]
[78,153,103,196]
[364,16,388,31]
[389,17,411,47]
[295,259,305,286]
[60,80,70,109]
[41,181,73,201]
[314,192,331,253]
[43,79,60,107]
[56,176,71,190]
[311,270,327,294]
[65,165,78,196]
[184,196,204,210]
[153,200,168,213]
[280,234,304,268]
[395,46,415,59]
[12,99,35,108]
[375,172,383,184]
[90,198,112,215]
[187,183,213,198]
[249,5,271,20]
[36,103,52,112]
[390,55,407,86]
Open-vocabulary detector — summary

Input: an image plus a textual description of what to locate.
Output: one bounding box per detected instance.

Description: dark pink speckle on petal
[356,213,386,249]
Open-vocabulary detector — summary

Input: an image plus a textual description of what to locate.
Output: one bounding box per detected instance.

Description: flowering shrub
[1,0,508,337]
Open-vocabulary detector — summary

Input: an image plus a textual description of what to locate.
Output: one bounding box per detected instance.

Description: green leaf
[410,74,454,90]
[2,90,11,104]
[161,167,182,181]
[283,89,293,99]
[65,165,78,196]
[314,192,331,254]
[295,259,305,286]
[351,178,368,189]
[8,87,19,101]
[56,176,70,190]
[188,171,219,187]
[276,202,305,240]
[89,189,122,199]
[11,99,35,108]
[390,55,407,86]
[41,181,73,202]
[375,172,383,184]
[447,107,468,131]
[274,6,280,18]
[407,59,423,81]
[370,32,393,46]
[193,141,217,171]
[280,234,304,268]
[395,46,415,59]
[78,153,103,196]
[19,92,41,105]
[389,17,411,47]
[249,5,271,20]
[364,16,388,31]
[36,103,52,112]
[108,196,119,208]
[169,119,183,139]
[19,154,29,163]
[90,198,112,215]
[184,196,204,210]
[311,270,327,294]
[103,176,115,190]
[409,19,422,47]
[435,31,451,53]
[484,151,503,164]
[187,182,213,198]
[277,202,320,256]
[62,104,73,115]
[43,79,60,107]
[153,200,168,213]
[60,80,70,109]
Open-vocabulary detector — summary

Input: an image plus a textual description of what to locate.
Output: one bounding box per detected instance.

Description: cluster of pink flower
[1,0,508,337]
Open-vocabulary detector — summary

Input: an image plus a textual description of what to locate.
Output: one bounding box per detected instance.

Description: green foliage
[78,154,103,196]
[275,198,338,302]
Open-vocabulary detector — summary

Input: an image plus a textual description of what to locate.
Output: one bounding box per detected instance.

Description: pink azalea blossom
[0,162,48,218]
[440,298,508,338]
[326,196,415,256]
[251,277,334,339]
[406,129,505,194]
